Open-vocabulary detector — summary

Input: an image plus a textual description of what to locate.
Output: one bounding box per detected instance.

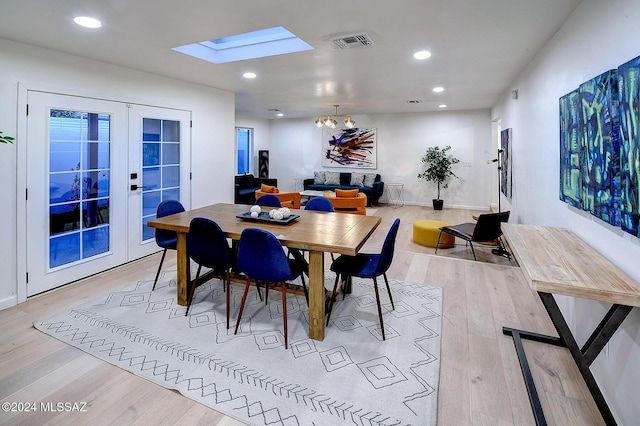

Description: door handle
[130,184,147,191]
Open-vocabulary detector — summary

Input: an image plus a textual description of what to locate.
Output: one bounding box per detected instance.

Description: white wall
[491,0,640,423]
[239,110,494,210]
[0,38,235,309]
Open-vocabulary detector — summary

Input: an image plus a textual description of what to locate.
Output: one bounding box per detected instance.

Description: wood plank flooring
[0,205,605,425]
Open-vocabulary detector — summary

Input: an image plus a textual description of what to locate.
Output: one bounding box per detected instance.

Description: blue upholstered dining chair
[304,196,334,212]
[255,194,282,207]
[233,228,307,349]
[185,218,235,326]
[327,218,401,340]
[297,196,335,261]
[152,199,185,291]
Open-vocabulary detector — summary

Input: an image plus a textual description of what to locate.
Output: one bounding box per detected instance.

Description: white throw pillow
[324,172,341,185]
[350,172,365,187]
[314,171,326,185]
[363,173,377,188]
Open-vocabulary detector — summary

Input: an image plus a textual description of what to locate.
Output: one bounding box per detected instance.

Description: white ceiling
[0,0,582,119]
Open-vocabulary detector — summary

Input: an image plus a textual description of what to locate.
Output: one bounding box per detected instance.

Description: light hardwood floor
[0,205,605,425]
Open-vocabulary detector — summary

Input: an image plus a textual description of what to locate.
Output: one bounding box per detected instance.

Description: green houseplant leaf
[417,145,460,200]
[0,131,15,144]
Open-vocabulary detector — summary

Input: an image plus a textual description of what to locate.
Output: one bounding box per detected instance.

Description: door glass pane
[50,142,80,172]
[143,143,160,166]
[141,119,181,241]
[162,165,180,187]
[162,143,180,164]
[143,118,161,141]
[49,110,111,269]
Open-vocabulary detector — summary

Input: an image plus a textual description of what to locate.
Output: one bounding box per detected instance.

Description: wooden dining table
[147,203,381,340]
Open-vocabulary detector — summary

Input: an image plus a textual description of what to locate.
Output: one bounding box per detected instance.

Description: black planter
[432,199,444,210]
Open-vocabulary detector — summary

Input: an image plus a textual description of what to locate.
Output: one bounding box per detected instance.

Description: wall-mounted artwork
[500,128,512,199]
[322,128,377,169]
[578,69,621,226]
[559,89,581,208]
[559,54,640,241]
[618,55,640,237]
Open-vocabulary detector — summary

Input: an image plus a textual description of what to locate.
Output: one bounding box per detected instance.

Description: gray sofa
[303,171,384,206]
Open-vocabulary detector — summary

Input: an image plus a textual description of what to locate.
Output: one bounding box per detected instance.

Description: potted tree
[417,145,459,210]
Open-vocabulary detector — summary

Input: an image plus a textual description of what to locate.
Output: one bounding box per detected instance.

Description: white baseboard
[385,201,491,211]
[0,295,18,311]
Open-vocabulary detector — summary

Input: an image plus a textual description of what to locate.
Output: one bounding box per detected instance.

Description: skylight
[172,26,313,64]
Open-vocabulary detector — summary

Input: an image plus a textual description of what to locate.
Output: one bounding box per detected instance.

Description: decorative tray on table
[235,211,300,225]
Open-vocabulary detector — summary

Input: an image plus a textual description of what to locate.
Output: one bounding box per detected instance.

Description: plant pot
[432,199,444,210]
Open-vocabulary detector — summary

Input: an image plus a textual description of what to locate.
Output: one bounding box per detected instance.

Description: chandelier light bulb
[313,104,356,128]
[344,116,355,128]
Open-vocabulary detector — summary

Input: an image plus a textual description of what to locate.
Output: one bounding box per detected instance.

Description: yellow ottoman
[413,220,455,248]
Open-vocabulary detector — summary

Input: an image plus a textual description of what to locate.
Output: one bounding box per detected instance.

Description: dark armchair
[435,211,511,261]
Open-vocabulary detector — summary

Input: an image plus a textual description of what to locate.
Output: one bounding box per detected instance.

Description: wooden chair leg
[383,273,395,311]
[281,282,288,349]
[152,249,168,290]
[225,271,230,329]
[372,277,386,341]
[300,273,308,305]
[234,276,252,336]
[185,265,202,317]
[326,273,341,326]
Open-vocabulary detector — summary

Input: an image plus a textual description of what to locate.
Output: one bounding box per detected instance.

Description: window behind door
[236,127,253,174]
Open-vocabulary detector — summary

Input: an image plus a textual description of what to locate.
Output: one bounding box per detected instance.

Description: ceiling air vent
[331,33,374,50]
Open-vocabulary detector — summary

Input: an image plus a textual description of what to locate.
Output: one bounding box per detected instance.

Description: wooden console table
[501,224,640,426]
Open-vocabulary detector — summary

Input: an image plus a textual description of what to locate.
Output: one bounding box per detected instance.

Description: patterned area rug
[34,271,442,425]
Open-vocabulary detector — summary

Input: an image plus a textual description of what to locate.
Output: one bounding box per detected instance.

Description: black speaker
[258,150,269,178]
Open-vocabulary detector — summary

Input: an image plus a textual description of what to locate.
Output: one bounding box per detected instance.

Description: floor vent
[332,33,374,50]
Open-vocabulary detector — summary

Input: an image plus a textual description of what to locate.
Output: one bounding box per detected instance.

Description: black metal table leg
[503,291,630,426]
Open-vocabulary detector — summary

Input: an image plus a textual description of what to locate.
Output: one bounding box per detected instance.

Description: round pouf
[413,220,455,248]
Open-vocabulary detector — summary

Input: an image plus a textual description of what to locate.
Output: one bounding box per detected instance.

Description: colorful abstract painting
[500,128,512,199]
[578,69,621,226]
[322,128,377,169]
[559,89,581,208]
[618,55,640,236]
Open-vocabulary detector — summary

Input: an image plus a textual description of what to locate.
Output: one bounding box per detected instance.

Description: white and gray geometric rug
[34,270,442,425]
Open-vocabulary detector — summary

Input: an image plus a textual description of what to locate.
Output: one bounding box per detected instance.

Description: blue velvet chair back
[304,197,334,212]
[255,194,282,207]
[187,218,232,271]
[237,228,295,282]
[375,218,401,276]
[155,200,185,248]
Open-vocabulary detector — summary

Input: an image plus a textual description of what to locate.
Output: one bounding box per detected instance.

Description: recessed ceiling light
[74,16,102,29]
[276,113,284,117]
[243,72,257,79]
[438,104,447,108]
[413,50,431,60]
[433,86,444,93]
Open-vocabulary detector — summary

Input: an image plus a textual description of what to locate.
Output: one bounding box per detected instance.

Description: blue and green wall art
[619,55,640,236]
[560,54,640,235]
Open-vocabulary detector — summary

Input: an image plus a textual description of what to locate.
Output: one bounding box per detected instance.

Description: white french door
[127,104,191,260]
[25,92,191,296]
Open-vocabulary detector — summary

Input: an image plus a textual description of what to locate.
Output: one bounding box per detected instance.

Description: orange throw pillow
[261,183,276,193]
[335,188,359,198]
